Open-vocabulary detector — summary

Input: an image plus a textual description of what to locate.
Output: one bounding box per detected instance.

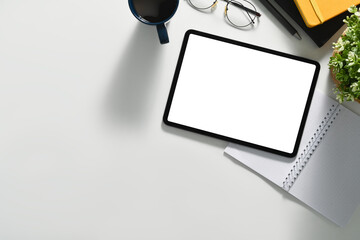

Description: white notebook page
[225,90,360,226]
[289,102,360,226]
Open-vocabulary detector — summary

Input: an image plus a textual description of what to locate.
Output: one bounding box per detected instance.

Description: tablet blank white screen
[167,34,316,154]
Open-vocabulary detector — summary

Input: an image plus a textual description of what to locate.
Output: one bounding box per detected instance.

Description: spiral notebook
[225,90,360,226]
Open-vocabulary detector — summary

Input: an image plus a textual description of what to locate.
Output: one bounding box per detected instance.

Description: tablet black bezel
[163,29,320,157]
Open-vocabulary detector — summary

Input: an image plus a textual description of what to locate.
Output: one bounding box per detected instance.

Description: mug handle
[156,23,169,44]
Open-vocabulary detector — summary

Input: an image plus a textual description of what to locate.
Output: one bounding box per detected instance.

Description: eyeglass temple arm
[225,0,261,17]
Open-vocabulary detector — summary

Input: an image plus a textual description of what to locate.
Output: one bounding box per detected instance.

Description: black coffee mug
[128,0,179,44]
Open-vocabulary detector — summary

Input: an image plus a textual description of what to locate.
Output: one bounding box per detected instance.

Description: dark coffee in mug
[132,0,178,23]
[129,0,179,44]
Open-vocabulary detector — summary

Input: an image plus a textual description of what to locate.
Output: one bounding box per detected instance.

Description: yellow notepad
[294,0,360,27]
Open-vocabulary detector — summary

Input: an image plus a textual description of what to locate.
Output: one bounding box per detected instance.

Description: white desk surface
[1,1,360,239]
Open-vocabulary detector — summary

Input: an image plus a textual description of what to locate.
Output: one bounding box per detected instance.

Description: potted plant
[329,5,360,103]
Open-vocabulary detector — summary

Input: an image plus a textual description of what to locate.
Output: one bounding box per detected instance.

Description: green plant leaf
[328,6,360,102]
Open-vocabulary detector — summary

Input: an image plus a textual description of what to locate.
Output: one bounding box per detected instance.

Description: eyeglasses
[187,0,261,28]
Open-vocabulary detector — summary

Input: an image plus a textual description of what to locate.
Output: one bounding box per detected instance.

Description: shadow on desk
[104,24,164,127]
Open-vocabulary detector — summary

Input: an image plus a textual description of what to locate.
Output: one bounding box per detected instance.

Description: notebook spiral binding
[282,103,341,191]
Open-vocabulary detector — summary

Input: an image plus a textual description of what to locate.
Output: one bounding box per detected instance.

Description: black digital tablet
[163,30,320,157]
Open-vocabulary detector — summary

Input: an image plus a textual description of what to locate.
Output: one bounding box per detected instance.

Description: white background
[0,0,360,239]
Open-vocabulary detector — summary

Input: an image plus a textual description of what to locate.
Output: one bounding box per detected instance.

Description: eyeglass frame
[187,0,261,28]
